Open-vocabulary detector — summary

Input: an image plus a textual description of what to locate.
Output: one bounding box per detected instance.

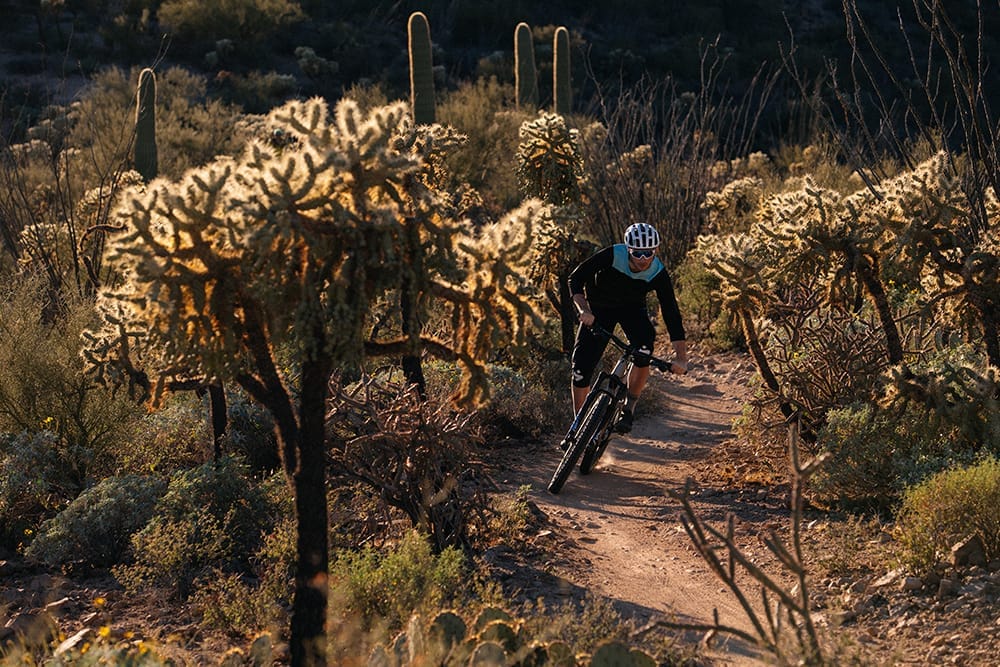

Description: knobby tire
[579,411,613,475]
[548,393,611,494]
[580,388,626,474]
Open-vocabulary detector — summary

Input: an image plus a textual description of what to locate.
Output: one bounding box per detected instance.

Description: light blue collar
[612,244,663,282]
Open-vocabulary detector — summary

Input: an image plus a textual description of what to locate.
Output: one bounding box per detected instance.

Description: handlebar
[588,324,674,373]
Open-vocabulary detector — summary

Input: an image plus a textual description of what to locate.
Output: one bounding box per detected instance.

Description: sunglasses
[629,249,655,259]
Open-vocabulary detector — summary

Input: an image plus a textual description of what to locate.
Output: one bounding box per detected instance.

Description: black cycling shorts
[571,306,656,388]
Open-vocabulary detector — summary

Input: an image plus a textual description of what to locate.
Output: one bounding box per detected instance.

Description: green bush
[330,530,467,635]
[192,571,285,638]
[477,361,568,440]
[674,245,740,351]
[157,0,305,46]
[193,513,295,636]
[895,457,1000,572]
[225,389,280,474]
[437,78,526,216]
[0,430,81,550]
[113,457,276,598]
[25,474,167,568]
[213,70,299,114]
[813,402,962,508]
[118,392,214,474]
[0,276,141,476]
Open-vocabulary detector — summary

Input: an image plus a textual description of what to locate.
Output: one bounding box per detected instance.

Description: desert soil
[490,345,776,665]
[487,341,1000,666]
[3,342,999,665]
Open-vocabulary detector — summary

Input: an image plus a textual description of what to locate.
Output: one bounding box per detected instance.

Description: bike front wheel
[579,394,623,474]
[547,392,611,494]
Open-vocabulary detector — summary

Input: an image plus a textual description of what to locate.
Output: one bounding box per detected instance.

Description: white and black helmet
[623,222,660,250]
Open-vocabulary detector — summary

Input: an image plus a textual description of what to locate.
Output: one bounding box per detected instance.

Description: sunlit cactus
[590,640,656,666]
[478,619,518,653]
[408,11,436,125]
[515,22,538,110]
[86,97,547,663]
[468,641,506,665]
[427,610,466,653]
[133,67,157,182]
[516,112,583,207]
[553,26,571,115]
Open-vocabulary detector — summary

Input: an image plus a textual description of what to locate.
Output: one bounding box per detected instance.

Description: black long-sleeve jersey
[568,244,686,342]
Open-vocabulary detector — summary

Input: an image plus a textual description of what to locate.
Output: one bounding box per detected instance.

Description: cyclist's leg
[617,309,657,430]
[570,320,610,415]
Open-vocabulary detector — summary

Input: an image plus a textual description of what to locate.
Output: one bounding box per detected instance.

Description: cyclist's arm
[568,247,614,326]
[653,272,689,374]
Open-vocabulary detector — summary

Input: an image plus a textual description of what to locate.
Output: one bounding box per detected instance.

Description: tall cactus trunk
[515,22,538,111]
[134,67,158,182]
[553,26,571,115]
[135,67,230,455]
[407,11,436,125]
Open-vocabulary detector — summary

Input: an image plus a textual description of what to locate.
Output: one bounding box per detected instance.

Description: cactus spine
[134,67,158,181]
[514,22,538,110]
[407,11,436,124]
[553,26,571,115]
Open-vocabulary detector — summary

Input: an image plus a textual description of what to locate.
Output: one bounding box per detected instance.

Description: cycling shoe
[614,409,633,434]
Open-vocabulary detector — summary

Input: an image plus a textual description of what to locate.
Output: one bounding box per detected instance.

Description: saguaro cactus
[515,22,538,110]
[135,67,230,458]
[553,26,571,115]
[134,67,158,181]
[408,11,436,124]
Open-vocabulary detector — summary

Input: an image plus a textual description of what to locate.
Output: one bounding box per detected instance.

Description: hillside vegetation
[0,1,998,665]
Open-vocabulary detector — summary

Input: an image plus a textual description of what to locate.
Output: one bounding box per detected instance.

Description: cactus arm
[408,11,436,124]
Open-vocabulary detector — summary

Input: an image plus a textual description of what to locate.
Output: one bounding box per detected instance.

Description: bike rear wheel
[547,392,611,494]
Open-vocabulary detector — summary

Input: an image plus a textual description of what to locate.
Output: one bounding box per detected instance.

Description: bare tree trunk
[289,355,330,666]
[208,383,227,461]
[739,309,816,442]
[855,257,904,364]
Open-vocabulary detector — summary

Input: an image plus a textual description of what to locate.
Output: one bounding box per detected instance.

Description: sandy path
[501,350,781,665]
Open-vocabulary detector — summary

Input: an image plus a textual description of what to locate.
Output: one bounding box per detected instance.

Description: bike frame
[548,325,672,494]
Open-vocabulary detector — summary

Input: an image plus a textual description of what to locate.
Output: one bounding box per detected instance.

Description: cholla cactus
[516,112,583,207]
[85,97,545,664]
[90,97,544,403]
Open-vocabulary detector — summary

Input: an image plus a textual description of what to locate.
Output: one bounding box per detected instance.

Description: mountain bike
[547,325,673,494]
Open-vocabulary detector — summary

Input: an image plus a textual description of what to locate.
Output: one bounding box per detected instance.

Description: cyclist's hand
[579,311,596,327]
[671,360,688,375]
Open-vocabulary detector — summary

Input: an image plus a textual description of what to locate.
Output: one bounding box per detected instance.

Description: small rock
[872,568,903,588]
[951,535,987,568]
[937,578,958,599]
[44,597,74,618]
[902,576,924,592]
[831,609,856,625]
[55,628,92,656]
[849,577,870,594]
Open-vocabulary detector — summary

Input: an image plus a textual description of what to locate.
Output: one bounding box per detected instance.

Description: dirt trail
[500,349,784,665]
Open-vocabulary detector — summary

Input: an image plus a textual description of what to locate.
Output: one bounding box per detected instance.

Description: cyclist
[568,222,688,434]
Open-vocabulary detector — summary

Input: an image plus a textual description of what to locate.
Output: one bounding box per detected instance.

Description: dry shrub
[327,376,482,553]
[895,457,1000,572]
